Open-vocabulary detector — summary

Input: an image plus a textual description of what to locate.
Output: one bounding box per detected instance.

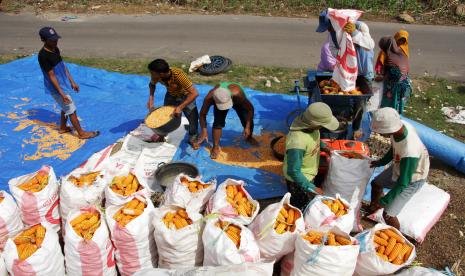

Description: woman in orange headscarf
[375,30,409,75]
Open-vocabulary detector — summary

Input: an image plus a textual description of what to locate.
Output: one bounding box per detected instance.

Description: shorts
[212,104,254,132]
[51,93,76,116]
[374,166,425,217]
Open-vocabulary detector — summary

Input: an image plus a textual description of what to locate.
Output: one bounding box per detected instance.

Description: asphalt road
[1,13,464,80]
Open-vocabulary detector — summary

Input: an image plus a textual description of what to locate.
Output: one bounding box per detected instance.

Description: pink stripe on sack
[106,240,116,268]
[45,199,61,225]
[112,224,141,276]
[241,252,255,263]
[418,196,451,243]
[20,192,41,226]
[13,259,36,276]
[78,240,104,276]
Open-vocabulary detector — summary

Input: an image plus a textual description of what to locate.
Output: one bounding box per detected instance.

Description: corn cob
[287,209,295,224]
[123,209,143,216]
[393,256,404,265]
[275,223,287,234]
[377,246,386,255]
[327,233,337,246]
[335,235,352,246]
[377,231,389,241]
[377,252,389,262]
[385,237,397,256]
[383,229,405,243]
[374,235,389,246]
[280,207,289,218]
[403,245,414,262]
[388,243,403,261]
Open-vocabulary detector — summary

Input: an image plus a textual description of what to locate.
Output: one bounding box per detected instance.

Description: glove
[344,22,356,34]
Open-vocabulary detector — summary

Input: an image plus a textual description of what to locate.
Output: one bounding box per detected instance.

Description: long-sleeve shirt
[376,123,430,206]
[317,36,337,72]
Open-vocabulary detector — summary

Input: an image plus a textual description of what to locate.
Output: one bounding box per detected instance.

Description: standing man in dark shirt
[194,82,258,159]
[37,27,99,139]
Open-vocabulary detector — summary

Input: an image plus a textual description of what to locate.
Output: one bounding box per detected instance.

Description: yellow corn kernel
[226,185,235,199]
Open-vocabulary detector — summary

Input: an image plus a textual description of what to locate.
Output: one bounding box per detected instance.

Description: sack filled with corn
[8,166,61,232]
[0,191,24,251]
[323,150,373,232]
[3,223,65,276]
[355,223,416,276]
[164,174,216,213]
[249,193,305,262]
[64,207,117,276]
[206,179,259,225]
[60,169,107,224]
[293,227,359,276]
[105,171,150,207]
[0,255,6,276]
[203,218,260,266]
[280,251,295,276]
[152,205,204,269]
[106,194,157,276]
[128,262,275,275]
[304,194,355,234]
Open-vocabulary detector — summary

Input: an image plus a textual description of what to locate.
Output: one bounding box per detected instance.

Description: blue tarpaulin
[0,56,293,199]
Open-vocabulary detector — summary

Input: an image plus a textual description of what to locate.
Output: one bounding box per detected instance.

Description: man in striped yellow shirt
[147,59,199,145]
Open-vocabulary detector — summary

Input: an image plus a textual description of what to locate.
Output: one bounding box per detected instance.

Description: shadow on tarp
[110,119,143,134]
[26,108,60,123]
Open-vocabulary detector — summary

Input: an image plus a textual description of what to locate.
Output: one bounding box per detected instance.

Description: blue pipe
[402,117,465,174]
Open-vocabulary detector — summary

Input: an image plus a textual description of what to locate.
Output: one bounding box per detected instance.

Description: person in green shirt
[369,107,430,229]
[195,82,258,159]
[283,102,339,210]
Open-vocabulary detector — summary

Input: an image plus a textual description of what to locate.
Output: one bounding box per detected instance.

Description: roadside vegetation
[1,0,464,25]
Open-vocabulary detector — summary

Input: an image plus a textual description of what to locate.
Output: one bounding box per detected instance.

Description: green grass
[1,55,464,141]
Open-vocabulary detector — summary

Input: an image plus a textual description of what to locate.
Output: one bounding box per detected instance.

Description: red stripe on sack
[78,240,104,276]
[112,224,141,276]
[13,259,37,276]
[20,192,41,226]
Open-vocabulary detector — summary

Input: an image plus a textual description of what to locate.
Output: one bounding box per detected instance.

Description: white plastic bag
[106,194,157,276]
[189,55,211,73]
[303,194,354,234]
[0,256,6,276]
[207,179,259,225]
[203,218,260,266]
[3,224,65,276]
[368,183,450,243]
[60,170,107,224]
[76,144,114,173]
[104,170,150,208]
[129,124,157,142]
[280,252,294,276]
[0,191,24,251]
[64,207,117,276]
[134,262,274,276]
[134,144,178,193]
[367,81,384,112]
[323,151,373,232]
[355,224,416,276]
[328,8,363,91]
[164,174,216,213]
[249,193,304,262]
[8,166,61,232]
[292,227,359,276]
[152,205,204,268]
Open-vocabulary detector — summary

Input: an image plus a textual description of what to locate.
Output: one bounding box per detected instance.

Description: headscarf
[394,29,409,58]
[378,36,409,74]
[376,30,409,69]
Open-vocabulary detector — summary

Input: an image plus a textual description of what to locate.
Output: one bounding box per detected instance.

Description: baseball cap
[213,87,233,111]
[371,107,403,134]
[316,10,330,33]
[39,27,61,41]
[290,102,339,131]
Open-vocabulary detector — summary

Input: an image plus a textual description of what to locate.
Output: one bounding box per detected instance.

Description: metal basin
[145,106,182,136]
[154,162,199,189]
[270,135,285,161]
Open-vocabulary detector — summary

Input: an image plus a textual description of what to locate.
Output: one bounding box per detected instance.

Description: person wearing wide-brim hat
[283,102,339,210]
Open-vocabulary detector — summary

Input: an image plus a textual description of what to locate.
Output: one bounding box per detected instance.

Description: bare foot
[58,126,72,134]
[246,136,259,146]
[78,131,100,139]
[210,146,220,159]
